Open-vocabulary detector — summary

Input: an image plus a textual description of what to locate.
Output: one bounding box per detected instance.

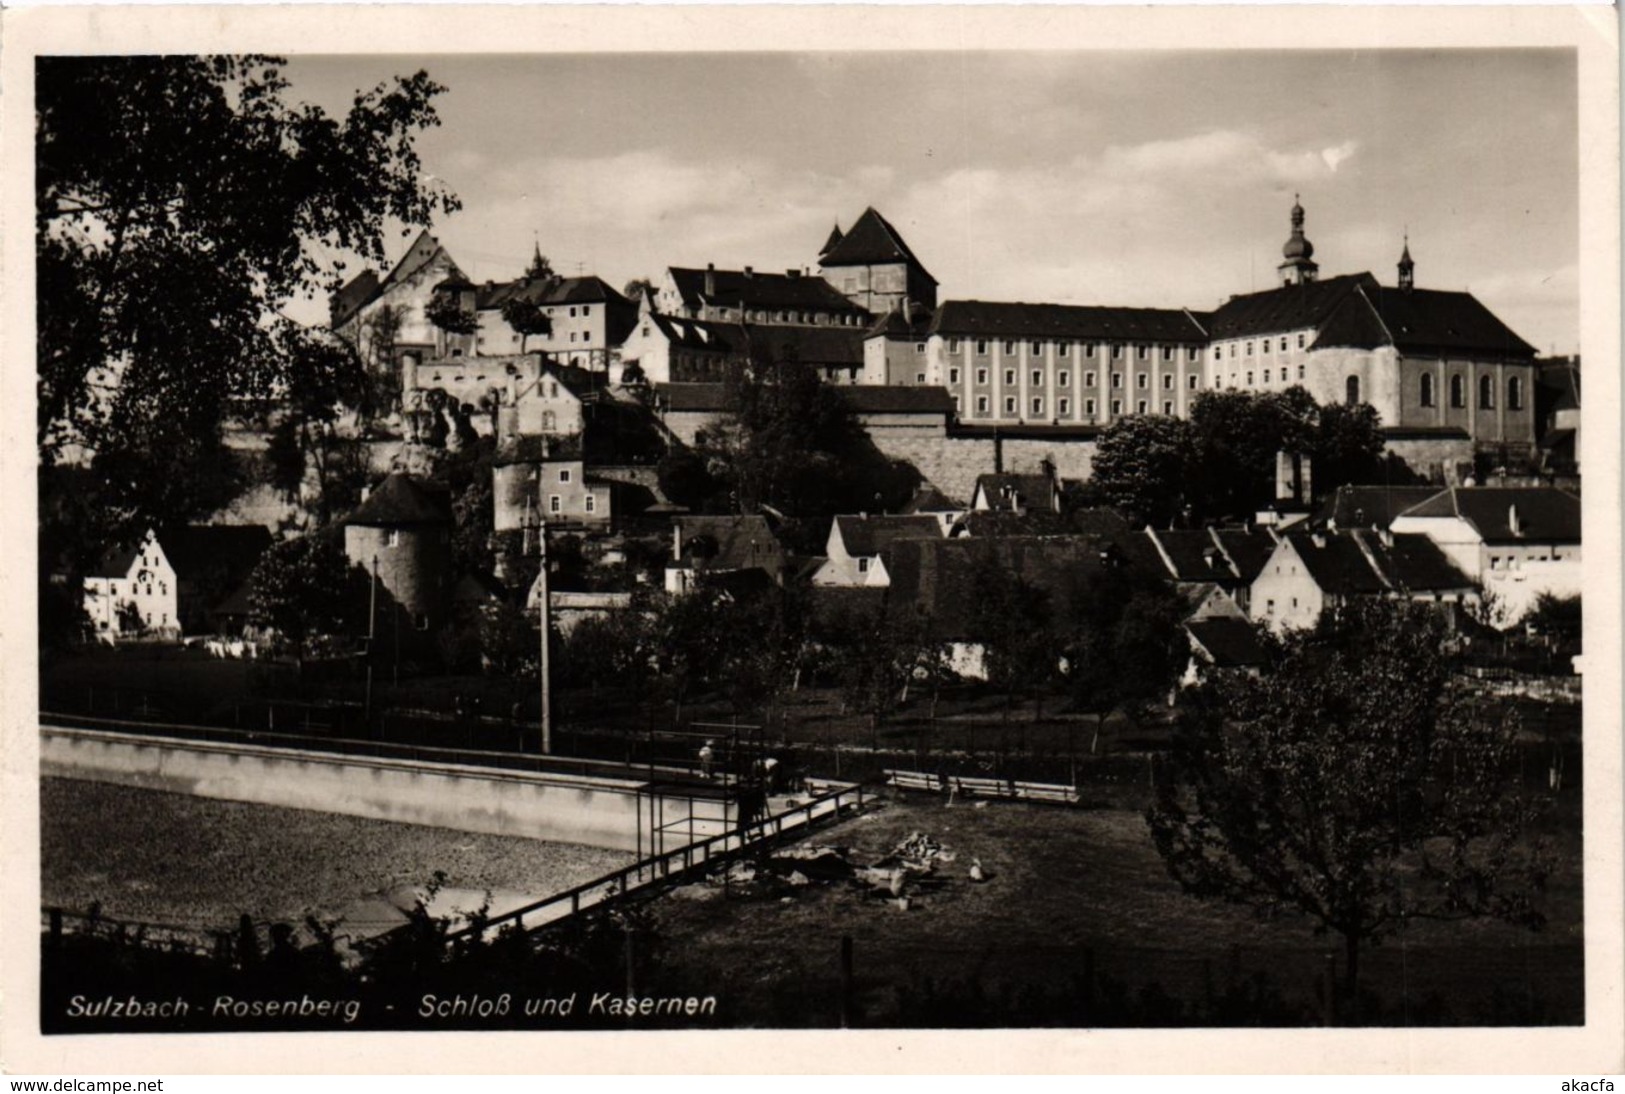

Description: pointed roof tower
[1277,195,1320,287]
[1397,233,1415,292]
[819,221,844,257]
[819,207,935,284]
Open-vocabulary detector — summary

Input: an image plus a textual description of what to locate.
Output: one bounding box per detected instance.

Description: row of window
[731,308,861,326]
[1218,334,1308,359]
[548,494,599,514]
[1418,373,1524,410]
[102,581,168,596]
[949,367,1201,391]
[945,339,1203,362]
[954,394,1176,418]
[1219,365,1308,388]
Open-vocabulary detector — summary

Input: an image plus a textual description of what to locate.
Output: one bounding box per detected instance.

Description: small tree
[1147,599,1549,1018]
[499,296,552,354]
[1063,567,1188,750]
[967,554,1053,715]
[248,534,369,666]
[424,294,477,337]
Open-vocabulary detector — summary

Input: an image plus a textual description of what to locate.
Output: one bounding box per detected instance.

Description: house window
[1032,370,1043,386]
[1004,369,1016,386]
[582,305,591,317]
[857,557,870,574]
[1031,397,1044,416]
[1058,371,1071,388]
[549,495,562,514]
[1137,345,1150,360]
[1137,373,1149,390]
[1082,344,1093,358]
[559,468,572,483]
[950,368,960,383]
[1266,599,1275,615]
[1058,343,1071,358]
[1162,346,1174,362]
[976,340,989,356]
[1346,376,1360,405]
[1137,400,1148,414]
[1111,373,1123,389]
[1263,338,1272,354]
[387,529,400,548]
[949,339,961,352]
[1031,341,1044,355]
[1084,371,1096,387]
[1111,399,1123,415]
[1188,375,1198,390]
[1162,374,1173,390]
[1059,397,1071,416]
[1297,364,1305,381]
[1479,374,1495,409]
[1111,344,1124,360]
[1420,373,1436,407]
[585,494,597,514]
[915,342,926,355]
[1509,376,1524,409]
[1451,374,1465,407]
[916,373,926,384]
[1297,334,1306,349]
[1213,347,1223,360]
[568,306,577,317]
[976,395,989,414]
[1245,342,1254,356]
[1004,396,1017,415]
[1188,347,1200,361]
[1229,344,1237,358]
[1163,401,1174,415]
[976,368,988,385]
[1003,340,1016,355]
[1085,399,1097,415]
[1263,369,1271,383]
[1246,371,1254,386]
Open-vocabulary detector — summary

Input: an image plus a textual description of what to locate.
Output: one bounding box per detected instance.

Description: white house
[812,514,943,588]
[83,528,179,640]
[1249,529,1478,634]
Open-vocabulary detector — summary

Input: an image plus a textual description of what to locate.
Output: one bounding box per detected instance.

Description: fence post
[839,935,855,1028]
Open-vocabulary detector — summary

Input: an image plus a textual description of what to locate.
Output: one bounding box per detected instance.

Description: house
[472,275,638,371]
[812,514,943,587]
[156,524,275,635]
[656,263,868,329]
[818,207,939,316]
[1249,529,1478,633]
[1313,484,1445,532]
[971,471,1062,515]
[618,309,870,387]
[665,515,787,595]
[330,230,470,365]
[899,484,966,535]
[343,473,453,638]
[861,302,936,386]
[83,528,179,641]
[1389,486,1581,622]
[1182,616,1269,687]
[1535,356,1580,477]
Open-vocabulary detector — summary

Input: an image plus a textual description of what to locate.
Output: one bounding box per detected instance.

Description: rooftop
[833,514,942,557]
[931,300,1209,343]
[817,208,937,284]
[346,473,452,527]
[1396,486,1581,545]
[667,266,865,315]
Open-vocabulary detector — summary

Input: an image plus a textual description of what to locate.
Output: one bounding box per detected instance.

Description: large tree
[37,55,457,541]
[1090,414,1200,527]
[248,533,371,664]
[1188,387,1318,518]
[1062,566,1189,746]
[499,296,552,354]
[1146,599,1549,1018]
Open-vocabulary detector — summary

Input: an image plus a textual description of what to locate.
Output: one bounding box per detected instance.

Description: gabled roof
[1282,532,1392,596]
[865,304,935,339]
[643,318,866,369]
[329,230,460,329]
[1373,532,1477,593]
[1186,617,1268,668]
[1146,529,1242,583]
[818,208,936,284]
[88,544,144,579]
[330,270,382,329]
[931,301,1209,343]
[974,473,1058,511]
[1315,485,1443,532]
[901,485,960,514]
[1207,527,1278,584]
[667,267,865,315]
[345,473,452,527]
[1280,529,1473,596]
[158,525,274,584]
[1396,486,1581,545]
[1206,273,1375,340]
[1313,284,1537,359]
[675,515,785,573]
[475,275,632,311]
[834,515,941,557]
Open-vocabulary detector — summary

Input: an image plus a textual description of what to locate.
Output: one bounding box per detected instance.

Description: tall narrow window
[1479,374,1495,409]
[1450,374,1465,408]
[1420,373,1435,407]
[1509,376,1524,410]
[1346,375,1360,405]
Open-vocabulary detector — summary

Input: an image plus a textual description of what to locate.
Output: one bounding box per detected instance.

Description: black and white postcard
[2,3,1620,1076]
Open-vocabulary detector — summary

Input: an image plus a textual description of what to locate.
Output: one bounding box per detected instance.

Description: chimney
[1275,450,1296,504]
[704,263,715,298]
[1508,504,1522,537]
[673,521,684,558]
[786,268,800,280]
[360,485,371,503]
[743,265,754,279]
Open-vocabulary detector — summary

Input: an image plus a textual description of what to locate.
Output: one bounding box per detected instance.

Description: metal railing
[41,906,221,958]
[439,781,868,946]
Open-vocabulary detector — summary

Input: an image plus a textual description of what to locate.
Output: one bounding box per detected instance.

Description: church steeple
[1277,195,1320,287]
[1397,233,1415,292]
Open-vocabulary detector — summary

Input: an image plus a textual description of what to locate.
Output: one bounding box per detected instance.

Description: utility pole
[538,514,552,755]
[364,555,378,723]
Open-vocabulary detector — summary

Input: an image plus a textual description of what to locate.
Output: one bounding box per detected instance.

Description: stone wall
[864,429,1098,505]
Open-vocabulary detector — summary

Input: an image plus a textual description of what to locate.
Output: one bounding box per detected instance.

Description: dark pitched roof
[1283,533,1392,596]
[329,230,459,329]
[901,485,959,514]
[1397,486,1580,545]
[931,300,1209,343]
[1375,532,1476,593]
[840,385,955,415]
[330,270,382,329]
[1147,529,1241,583]
[1186,617,1268,668]
[818,207,936,283]
[675,515,784,573]
[345,473,452,527]
[819,223,845,257]
[1537,357,1581,414]
[654,382,729,413]
[834,515,941,556]
[974,473,1058,511]
[864,304,935,339]
[475,275,632,311]
[1205,273,1375,340]
[1280,530,1472,596]
[667,267,865,315]
[643,318,865,369]
[1315,485,1444,531]
[88,544,143,579]
[1313,284,1537,359]
[158,525,274,584]
[1207,528,1278,584]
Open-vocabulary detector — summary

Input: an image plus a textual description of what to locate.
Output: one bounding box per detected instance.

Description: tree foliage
[499,296,552,353]
[37,55,457,538]
[248,533,370,660]
[822,601,944,729]
[1090,415,1200,527]
[967,554,1054,706]
[1063,566,1189,718]
[1146,599,1549,1014]
[424,294,478,336]
[1188,388,1318,519]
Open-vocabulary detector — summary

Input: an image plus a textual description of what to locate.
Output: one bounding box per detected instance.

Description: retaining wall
[40,726,721,852]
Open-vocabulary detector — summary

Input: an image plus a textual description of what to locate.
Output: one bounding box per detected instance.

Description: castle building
[330,229,468,365]
[471,275,638,371]
[818,207,939,316]
[655,264,868,328]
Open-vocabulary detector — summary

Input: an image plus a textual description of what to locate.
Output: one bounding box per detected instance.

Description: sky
[287,50,1579,353]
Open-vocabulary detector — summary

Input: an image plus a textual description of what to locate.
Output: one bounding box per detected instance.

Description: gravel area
[40,777,634,931]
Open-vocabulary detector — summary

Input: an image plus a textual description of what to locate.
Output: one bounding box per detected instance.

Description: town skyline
[285,49,1579,355]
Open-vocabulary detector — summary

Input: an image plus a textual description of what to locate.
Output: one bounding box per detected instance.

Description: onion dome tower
[1397,234,1415,291]
[1277,195,1320,287]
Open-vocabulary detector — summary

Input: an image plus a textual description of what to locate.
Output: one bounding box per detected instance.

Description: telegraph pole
[364,555,378,722]
[538,515,552,755]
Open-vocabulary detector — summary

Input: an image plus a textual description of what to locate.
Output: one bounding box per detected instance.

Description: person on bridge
[698,740,716,779]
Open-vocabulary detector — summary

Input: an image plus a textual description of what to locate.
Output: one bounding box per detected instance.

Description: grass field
[638,792,1585,1027]
[40,778,634,933]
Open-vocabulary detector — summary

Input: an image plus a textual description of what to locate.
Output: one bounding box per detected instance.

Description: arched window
[1479,374,1495,409]
[1450,374,1465,408]
[1345,375,1360,406]
[1420,373,1435,407]
[1508,376,1524,410]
